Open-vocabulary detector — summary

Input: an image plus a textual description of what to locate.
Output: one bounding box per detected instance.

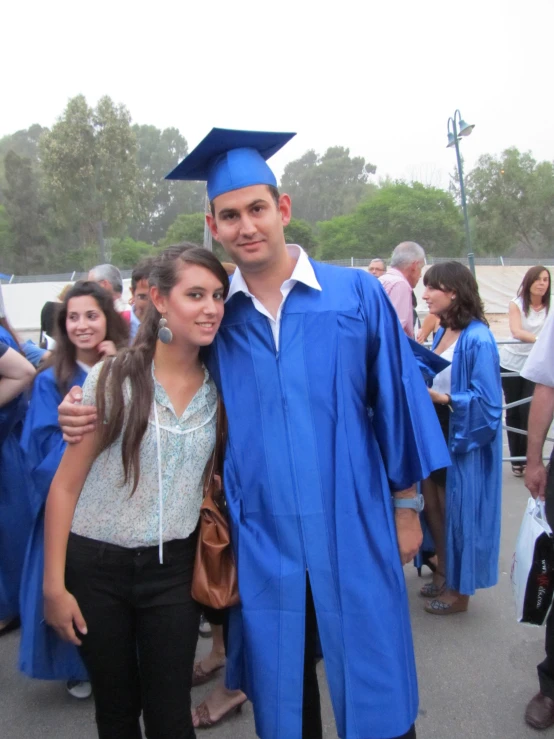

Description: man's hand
[58,386,97,444]
[525,461,548,501]
[395,509,423,565]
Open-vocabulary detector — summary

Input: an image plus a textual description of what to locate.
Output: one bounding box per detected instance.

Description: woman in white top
[43,245,229,739]
[499,266,551,477]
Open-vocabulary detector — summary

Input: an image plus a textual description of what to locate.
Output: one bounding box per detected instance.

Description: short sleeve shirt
[0,342,7,360]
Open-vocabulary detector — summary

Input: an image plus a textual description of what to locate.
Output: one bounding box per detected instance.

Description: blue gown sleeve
[449,331,502,454]
[358,272,451,492]
[20,370,64,509]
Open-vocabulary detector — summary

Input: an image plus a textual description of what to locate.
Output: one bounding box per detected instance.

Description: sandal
[419,573,446,598]
[193,697,246,728]
[424,595,469,615]
[192,659,225,687]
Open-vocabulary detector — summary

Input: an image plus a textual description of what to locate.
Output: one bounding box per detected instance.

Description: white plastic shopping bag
[511,497,554,626]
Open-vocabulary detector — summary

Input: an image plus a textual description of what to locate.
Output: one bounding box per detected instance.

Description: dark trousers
[65,532,200,739]
[501,366,535,463]
[302,578,416,739]
[538,452,554,698]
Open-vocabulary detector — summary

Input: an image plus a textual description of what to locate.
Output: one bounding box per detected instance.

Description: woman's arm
[508,301,538,343]
[416,314,439,344]
[0,346,35,406]
[43,428,99,645]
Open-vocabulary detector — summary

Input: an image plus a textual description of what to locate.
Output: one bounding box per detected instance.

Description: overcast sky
[3,0,553,190]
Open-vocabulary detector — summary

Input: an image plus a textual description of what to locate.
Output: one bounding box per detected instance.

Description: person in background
[499,266,551,477]
[0,343,35,408]
[88,264,131,321]
[379,242,426,338]
[368,258,386,277]
[0,285,35,636]
[420,261,502,615]
[40,285,73,350]
[19,282,127,699]
[522,308,554,731]
[129,259,153,342]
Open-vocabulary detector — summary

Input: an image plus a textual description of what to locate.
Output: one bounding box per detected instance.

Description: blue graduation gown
[0,327,32,621]
[18,366,88,680]
[432,322,503,595]
[207,262,450,739]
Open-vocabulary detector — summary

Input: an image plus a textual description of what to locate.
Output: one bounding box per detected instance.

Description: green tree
[465,148,554,256]
[131,125,204,244]
[40,95,139,260]
[281,147,376,223]
[317,182,464,260]
[284,218,318,255]
[0,124,48,199]
[111,237,156,269]
[162,212,227,260]
[0,204,15,272]
[3,151,46,273]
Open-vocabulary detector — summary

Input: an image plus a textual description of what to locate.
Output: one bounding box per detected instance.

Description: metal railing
[2,257,554,283]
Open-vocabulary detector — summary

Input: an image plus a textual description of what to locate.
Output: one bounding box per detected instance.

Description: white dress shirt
[226,244,322,350]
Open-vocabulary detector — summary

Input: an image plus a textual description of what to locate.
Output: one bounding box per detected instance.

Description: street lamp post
[447,110,475,273]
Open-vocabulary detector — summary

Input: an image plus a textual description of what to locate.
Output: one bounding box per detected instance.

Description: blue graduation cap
[408,338,451,386]
[165,128,296,201]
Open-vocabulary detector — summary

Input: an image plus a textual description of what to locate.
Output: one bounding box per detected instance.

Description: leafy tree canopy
[281,146,376,223]
[317,182,464,260]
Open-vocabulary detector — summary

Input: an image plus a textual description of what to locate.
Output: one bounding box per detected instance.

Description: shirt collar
[226,244,322,302]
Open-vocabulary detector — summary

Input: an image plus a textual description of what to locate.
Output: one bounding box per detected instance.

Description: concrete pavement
[0,464,550,738]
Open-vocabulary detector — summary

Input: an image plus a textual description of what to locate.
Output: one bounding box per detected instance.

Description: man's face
[368,261,385,277]
[206,185,291,274]
[131,279,150,321]
[406,260,424,288]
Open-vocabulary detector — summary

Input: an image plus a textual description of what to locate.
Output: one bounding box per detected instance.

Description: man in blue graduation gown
[61,129,450,739]
[166,129,450,739]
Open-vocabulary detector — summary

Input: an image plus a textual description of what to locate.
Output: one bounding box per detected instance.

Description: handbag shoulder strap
[203,397,227,497]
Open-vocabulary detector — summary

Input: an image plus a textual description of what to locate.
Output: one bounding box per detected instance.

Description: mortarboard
[408,338,451,386]
[165,128,296,201]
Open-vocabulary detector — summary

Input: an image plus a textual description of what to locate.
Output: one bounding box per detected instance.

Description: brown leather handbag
[192,399,239,609]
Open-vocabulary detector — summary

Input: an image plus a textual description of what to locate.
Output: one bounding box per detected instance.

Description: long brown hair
[517,265,551,316]
[423,262,488,330]
[95,244,230,494]
[42,281,128,394]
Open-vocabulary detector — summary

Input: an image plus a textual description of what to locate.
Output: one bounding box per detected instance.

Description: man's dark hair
[131,258,154,292]
[209,184,280,217]
[423,261,488,330]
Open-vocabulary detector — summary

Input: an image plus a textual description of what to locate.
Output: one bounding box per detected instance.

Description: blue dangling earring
[158,316,173,344]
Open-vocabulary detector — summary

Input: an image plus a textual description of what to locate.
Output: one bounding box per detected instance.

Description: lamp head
[446,132,458,148]
[458,119,475,137]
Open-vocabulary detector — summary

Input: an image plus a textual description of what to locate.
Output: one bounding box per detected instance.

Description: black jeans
[538,452,554,699]
[65,532,200,739]
[302,578,416,739]
[500,366,535,463]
